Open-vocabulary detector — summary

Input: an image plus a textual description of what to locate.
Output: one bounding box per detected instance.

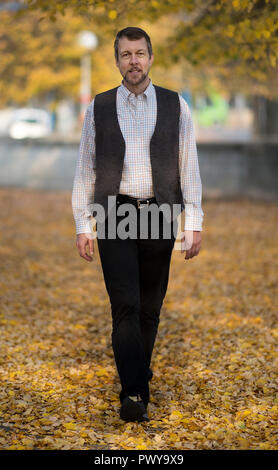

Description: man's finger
[88,238,94,256]
[185,244,197,259]
[185,249,192,260]
[181,235,185,253]
[78,240,93,262]
[185,241,201,260]
[180,231,193,253]
[80,250,93,262]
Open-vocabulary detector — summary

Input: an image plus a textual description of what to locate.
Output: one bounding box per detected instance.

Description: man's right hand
[76,233,94,262]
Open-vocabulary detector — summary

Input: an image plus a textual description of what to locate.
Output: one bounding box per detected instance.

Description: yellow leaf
[73,324,85,329]
[96,368,109,377]
[64,422,76,430]
[169,410,183,420]
[85,373,94,380]
[241,410,252,418]
[108,10,117,19]
[22,438,34,446]
[232,0,240,9]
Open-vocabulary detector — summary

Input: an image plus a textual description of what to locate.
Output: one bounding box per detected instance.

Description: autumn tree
[0,9,121,107]
[0,7,191,108]
[1,0,278,134]
[15,0,277,94]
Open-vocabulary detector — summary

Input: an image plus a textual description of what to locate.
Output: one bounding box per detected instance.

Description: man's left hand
[181,230,201,260]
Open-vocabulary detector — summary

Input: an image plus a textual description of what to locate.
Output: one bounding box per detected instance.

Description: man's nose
[129,54,139,64]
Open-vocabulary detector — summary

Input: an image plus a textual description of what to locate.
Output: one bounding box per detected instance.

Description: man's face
[116,36,154,86]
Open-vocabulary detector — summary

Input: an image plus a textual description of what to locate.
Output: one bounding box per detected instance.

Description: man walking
[72,27,204,422]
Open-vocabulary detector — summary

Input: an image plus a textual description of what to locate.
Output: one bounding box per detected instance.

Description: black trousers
[96,195,176,407]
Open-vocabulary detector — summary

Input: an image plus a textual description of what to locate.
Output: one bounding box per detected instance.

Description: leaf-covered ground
[0,188,277,450]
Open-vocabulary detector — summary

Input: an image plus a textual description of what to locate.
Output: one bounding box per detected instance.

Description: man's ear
[150,54,154,66]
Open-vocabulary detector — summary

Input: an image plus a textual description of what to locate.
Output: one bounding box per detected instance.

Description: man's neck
[122,77,150,96]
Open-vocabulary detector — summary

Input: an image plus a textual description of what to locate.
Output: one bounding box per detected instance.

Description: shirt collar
[118,78,155,104]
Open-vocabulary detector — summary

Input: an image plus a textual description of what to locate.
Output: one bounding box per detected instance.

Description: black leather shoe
[120,395,150,422]
[148,368,153,381]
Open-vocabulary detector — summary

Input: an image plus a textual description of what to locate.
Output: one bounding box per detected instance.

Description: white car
[8,108,52,139]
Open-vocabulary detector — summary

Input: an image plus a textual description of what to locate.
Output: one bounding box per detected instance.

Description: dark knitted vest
[92,84,184,222]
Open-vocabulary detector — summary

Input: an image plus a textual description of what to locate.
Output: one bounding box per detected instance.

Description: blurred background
[0,0,277,198]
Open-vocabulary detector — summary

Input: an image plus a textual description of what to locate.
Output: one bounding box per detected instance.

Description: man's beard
[124,69,148,86]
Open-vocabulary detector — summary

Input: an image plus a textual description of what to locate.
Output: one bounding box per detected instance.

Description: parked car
[8,108,51,139]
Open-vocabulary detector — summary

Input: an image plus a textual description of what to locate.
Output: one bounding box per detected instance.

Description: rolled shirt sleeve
[178,95,204,231]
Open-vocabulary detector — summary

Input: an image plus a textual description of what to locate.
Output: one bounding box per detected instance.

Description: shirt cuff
[76,219,93,235]
[184,204,204,231]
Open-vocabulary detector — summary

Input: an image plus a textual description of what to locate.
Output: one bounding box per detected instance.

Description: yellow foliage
[0,188,277,450]
[1,0,278,106]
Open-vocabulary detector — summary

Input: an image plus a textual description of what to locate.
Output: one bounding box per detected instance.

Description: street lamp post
[77,31,98,121]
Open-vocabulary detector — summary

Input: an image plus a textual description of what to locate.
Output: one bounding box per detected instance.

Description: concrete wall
[0,137,277,200]
[199,141,278,200]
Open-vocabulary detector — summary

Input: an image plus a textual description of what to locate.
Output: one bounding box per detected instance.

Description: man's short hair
[114,27,153,61]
